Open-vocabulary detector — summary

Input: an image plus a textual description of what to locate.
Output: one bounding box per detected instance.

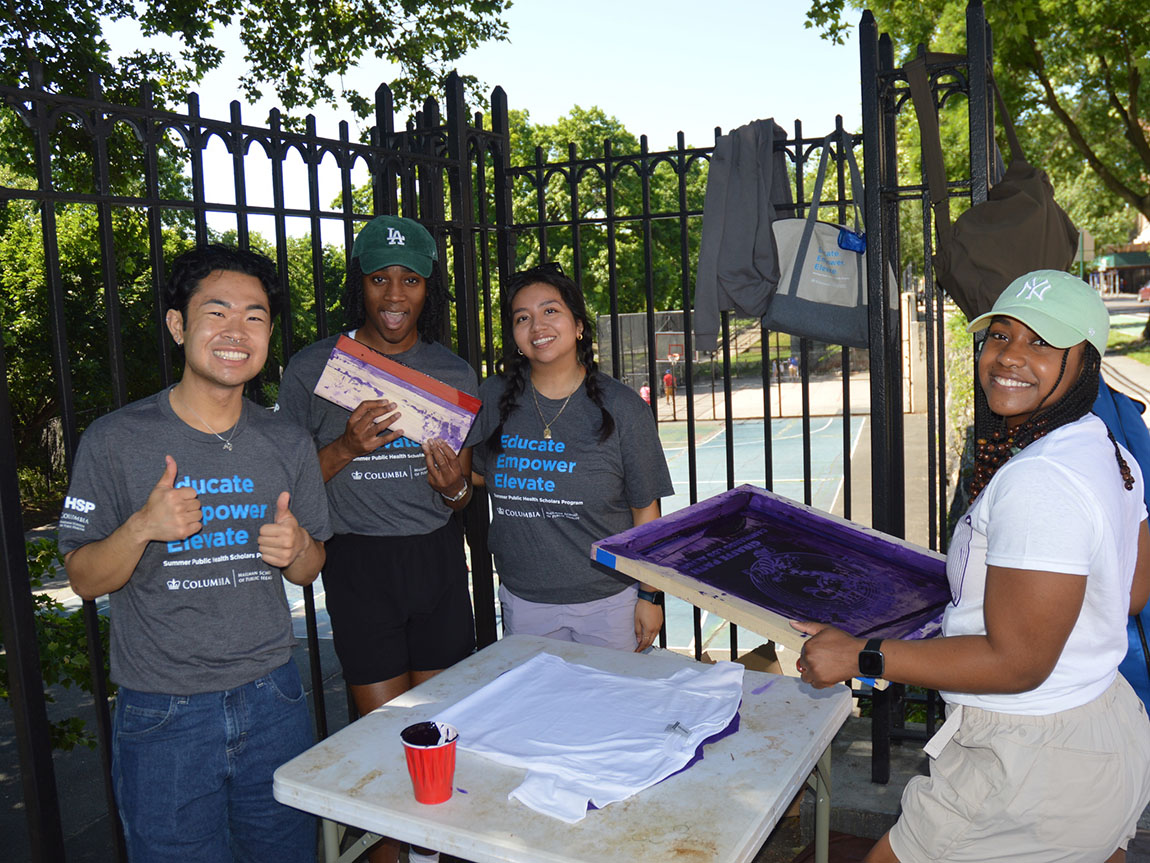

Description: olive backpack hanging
[904,53,1079,320]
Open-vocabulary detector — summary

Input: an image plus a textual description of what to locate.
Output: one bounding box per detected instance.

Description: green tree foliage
[0,203,349,515]
[346,106,711,355]
[805,0,1150,244]
[505,106,709,316]
[0,193,177,509]
[2,0,510,116]
[0,539,112,751]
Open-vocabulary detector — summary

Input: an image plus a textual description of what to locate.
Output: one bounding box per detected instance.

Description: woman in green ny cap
[276,214,478,721]
[794,270,1150,862]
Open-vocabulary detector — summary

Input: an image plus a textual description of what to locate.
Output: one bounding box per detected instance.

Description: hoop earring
[517,348,523,355]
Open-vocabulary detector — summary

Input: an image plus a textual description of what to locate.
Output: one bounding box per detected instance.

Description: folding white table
[274,634,852,863]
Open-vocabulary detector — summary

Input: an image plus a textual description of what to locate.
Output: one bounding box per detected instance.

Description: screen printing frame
[592,484,949,655]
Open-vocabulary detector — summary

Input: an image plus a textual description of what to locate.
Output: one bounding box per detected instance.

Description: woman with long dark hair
[796,271,1150,862]
[473,263,674,651]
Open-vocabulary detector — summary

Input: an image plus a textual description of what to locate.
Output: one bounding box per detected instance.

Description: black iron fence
[0,2,1001,854]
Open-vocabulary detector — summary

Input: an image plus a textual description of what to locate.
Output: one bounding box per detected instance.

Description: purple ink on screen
[595,485,949,641]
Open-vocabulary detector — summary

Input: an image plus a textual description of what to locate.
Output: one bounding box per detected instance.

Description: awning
[1095,251,1150,270]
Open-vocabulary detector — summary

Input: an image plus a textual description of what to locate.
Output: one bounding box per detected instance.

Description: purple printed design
[314,339,478,452]
[597,485,949,640]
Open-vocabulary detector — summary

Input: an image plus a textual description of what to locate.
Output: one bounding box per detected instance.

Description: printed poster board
[592,484,949,655]
[314,335,481,453]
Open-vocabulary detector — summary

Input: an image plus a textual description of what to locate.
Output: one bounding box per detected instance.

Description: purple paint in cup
[400,722,459,804]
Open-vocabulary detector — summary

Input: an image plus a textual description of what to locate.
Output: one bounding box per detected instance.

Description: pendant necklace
[172,387,240,451]
[530,377,581,440]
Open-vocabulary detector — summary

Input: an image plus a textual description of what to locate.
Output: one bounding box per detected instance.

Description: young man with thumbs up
[58,244,331,863]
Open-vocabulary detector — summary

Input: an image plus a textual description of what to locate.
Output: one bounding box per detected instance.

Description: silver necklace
[173,388,240,451]
[530,377,581,440]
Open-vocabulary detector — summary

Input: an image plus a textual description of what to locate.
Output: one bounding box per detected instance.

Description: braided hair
[486,264,614,454]
[342,257,450,344]
[969,342,1134,500]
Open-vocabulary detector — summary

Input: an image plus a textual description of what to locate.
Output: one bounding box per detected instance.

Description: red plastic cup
[400,721,458,804]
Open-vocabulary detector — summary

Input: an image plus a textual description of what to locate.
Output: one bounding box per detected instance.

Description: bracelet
[441,478,470,503]
[637,588,665,606]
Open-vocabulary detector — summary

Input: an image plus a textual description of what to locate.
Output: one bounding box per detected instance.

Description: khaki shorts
[889,675,1150,863]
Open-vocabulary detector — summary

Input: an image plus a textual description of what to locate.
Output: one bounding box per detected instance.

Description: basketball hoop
[668,352,681,363]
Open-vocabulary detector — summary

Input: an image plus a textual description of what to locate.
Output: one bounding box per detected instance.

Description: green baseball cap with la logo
[351,214,438,278]
[967,269,1109,357]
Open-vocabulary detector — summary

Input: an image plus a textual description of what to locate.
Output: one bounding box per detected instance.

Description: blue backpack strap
[1092,374,1150,711]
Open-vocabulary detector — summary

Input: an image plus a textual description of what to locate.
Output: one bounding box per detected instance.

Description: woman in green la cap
[275,217,478,722]
[277,214,476,861]
[794,270,1150,862]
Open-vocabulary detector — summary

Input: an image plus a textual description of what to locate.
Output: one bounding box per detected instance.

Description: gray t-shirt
[57,391,332,694]
[473,372,674,603]
[275,334,481,536]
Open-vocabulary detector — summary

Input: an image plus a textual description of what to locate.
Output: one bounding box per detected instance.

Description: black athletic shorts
[322,518,476,685]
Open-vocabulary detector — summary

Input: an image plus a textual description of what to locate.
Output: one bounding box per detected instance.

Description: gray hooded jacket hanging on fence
[693,119,792,353]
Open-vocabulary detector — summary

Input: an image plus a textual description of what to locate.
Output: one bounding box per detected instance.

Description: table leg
[814,747,832,863]
[321,819,386,863]
[323,820,340,862]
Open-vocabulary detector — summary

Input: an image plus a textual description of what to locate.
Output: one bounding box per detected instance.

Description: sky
[103,1,863,235]
[106,1,862,145]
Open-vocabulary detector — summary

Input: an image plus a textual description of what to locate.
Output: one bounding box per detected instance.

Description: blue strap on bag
[1092,374,1150,712]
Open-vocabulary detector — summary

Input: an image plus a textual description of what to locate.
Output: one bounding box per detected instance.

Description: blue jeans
[112,661,315,862]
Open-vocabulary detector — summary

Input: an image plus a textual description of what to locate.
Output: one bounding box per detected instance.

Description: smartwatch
[858,638,884,678]
[636,588,665,606]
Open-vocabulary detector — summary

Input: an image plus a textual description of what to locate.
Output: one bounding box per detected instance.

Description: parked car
[1140,282,1150,302]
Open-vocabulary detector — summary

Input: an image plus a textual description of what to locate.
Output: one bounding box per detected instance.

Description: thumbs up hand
[274,491,292,524]
[140,456,201,541]
[258,491,308,568]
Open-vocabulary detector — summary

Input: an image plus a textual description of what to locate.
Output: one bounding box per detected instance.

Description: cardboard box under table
[273,635,852,863]
[592,485,949,660]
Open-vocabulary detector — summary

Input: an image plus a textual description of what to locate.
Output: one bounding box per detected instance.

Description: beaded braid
[342,257,449,344]
[487,265,615,454]
[969,343,1134,500]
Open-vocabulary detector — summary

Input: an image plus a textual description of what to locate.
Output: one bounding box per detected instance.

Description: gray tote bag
[767,133,870,348]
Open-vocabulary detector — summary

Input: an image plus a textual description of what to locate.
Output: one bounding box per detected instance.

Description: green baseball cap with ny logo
[967,269,1109,357]
[351,214,438,278]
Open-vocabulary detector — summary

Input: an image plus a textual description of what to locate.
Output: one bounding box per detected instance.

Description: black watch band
[636,588,665,606]
[858,638,885,678]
